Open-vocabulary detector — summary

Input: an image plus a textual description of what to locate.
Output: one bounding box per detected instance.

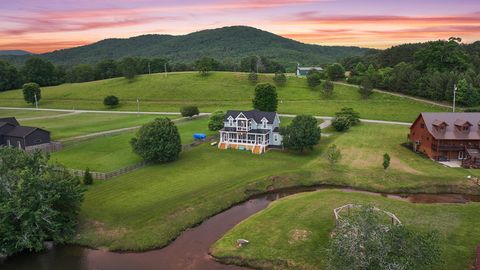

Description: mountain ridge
[1,26,373,67]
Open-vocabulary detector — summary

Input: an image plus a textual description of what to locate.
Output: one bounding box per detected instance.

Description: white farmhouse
[219,110,282,154]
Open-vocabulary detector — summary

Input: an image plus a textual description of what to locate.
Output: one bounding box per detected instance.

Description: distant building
[218,109,282,154]
[296,64,323,76]
[408,113,480,167]
[0,117,51,150]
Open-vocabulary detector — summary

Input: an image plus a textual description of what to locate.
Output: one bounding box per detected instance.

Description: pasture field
[51,117,215,172]
[0,72,446,122]
[211,190,480,270]
[0,108,68,119]
[72,123,480,251]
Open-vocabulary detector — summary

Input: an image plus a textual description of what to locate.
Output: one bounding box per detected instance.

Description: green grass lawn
[211,190,480,270]
[0,109,68,119]
[0,72,447,122]
[72,122,480,251]
[21,113,180,140]
[51,117,215,172]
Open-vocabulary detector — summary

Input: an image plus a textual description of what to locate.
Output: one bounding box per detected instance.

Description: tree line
[341,37,480,107]
[0,55,286,92]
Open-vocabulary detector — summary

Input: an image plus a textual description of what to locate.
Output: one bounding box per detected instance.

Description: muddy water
[2,187,480,270]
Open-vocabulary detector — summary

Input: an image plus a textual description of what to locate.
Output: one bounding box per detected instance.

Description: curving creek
[2,186,480,270]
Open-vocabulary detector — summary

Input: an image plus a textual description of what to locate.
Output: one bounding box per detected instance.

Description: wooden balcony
[431,144,465,152]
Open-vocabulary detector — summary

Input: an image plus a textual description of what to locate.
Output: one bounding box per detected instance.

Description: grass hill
[1,26,371,67]
[0,71,446,122]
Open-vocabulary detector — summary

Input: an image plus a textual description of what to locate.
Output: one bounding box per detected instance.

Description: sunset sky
[2,0,480,53]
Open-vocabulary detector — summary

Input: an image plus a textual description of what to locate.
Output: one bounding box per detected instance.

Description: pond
[2,186,479,270]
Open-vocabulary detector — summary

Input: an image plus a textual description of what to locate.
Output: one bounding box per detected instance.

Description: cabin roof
[418,112,480,140]
[0,117,19,126]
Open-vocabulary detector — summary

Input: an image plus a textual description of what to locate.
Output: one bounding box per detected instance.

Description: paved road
[1,107,410,126]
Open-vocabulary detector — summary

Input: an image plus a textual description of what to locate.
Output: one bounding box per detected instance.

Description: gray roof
[297,67,323,71]
[3,126,48,138]
[225,109,277,124]
[415,112,480,140]
[0,117,19,126]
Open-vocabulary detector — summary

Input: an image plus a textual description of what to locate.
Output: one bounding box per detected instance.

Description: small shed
[3,126,51,149]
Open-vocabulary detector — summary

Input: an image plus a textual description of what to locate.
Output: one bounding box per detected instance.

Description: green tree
[95,59,118,80]
[307,70,322,89]
[180,105,200,118]
[22,82,41,105]
[354,62,366,75]
[0,60,22,91]
[383,153,391,170]
[414,38,469,73]
[331,116,352,132]
[280,115,321,152]
[322,80,334,98]
[83,168,93,185]
[21,57,58,86]
[273,72,287,86]
[325,144,342,167]
[195,57,219,75]
[252,83,278,111]
[67,64,95,83]
[103,95,119,108]
[456,78,480,107]
[248,72,258,84]
[0,147,84,257]
[326,63,345,81]
[335,107,360,125]
[328,205,441,270]
[119,57,139,81]
[358,77,373,99]
[208,110,225,131]
[130,118,182,163]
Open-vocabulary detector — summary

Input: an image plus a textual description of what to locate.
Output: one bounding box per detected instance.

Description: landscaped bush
[180,105,200,118]
[273,72,287,86]
[321,80,334,98]
[103,95,119,108]
[307,70,322,89]
[208,110,225,131]
[130,117,182,163]
[332,115,352,132]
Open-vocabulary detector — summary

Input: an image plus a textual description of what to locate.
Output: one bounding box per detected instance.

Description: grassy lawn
[72,122,480,252]
[0,72,447,122]
[51,117,215,172]
[211,190,480,270]
[21,113,180,140]
[0,109,68,119]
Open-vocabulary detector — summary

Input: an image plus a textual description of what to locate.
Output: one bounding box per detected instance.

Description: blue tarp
[193,133,207,140]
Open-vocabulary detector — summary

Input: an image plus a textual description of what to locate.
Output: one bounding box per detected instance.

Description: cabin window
[274,134,278,141]
[462,126,469,131]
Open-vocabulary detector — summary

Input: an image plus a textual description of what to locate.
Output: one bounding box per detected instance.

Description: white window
[274,134,278,141]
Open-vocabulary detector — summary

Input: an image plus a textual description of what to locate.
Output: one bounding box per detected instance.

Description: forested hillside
[1,26,370,68]
[341,38,480,107]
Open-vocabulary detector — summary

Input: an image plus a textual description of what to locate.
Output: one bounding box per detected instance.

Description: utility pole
[453,84,457,112]
[34,93,38,109]
[137,97,140,116]
[148,62,151,74]
[164,63,168,77]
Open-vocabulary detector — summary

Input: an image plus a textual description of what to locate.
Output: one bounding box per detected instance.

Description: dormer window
[432,120,447,132]
[454,119,472,132]
[228,116,234,126]
[261,118,268,129]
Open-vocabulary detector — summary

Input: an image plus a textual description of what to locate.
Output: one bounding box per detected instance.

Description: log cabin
[408,113,480,167]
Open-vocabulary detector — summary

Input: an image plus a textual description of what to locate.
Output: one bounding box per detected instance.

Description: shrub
[332,115,352,132]
[325,144,342,167]
[322,80,334,98]
[252,83,278,111]
[103,95,119,108]
[326,63,345,80]
[208,110,225,131]
[383,153,391,170]
[359,77,373,99]
[22,82,41,105]
[280,115,321,152]
[83,168,93,185]
[130,117,182,163]
[180,105,200,118]
[335,107,360,125]
[307,70,322,89]
[273,72,287,86]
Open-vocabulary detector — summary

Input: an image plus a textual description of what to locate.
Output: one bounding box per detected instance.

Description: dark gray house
[0,117,51,149]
